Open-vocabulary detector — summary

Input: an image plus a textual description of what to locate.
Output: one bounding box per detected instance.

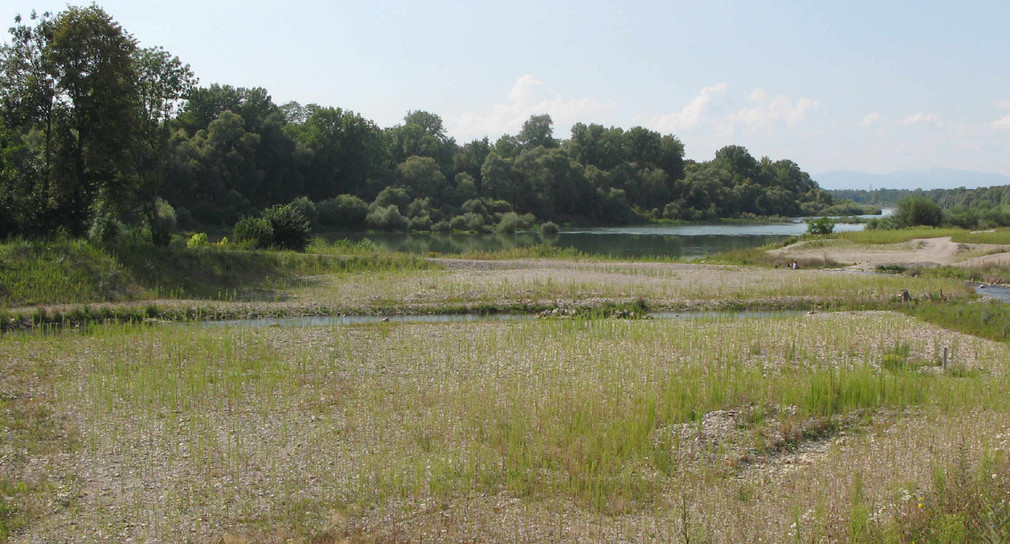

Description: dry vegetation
[5,310,1010,542]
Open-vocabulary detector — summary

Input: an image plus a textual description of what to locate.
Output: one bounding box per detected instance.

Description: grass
[0,237,431,308]
[835,227,967,245]
[0,237,141,306]
[5,311,1010,541]
[950,227,1010,245]
[900,300,1010,343]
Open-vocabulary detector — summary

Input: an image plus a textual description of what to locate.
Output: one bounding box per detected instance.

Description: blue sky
[4,0,1010,178]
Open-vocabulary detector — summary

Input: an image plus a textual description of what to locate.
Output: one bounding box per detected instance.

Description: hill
[815,168,1010,191]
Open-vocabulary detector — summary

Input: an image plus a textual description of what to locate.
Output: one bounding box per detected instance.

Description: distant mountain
[814,168,1010,191]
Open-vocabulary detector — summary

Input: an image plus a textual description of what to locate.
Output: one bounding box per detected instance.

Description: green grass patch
[950,228,1010,245]
[0,238,432,308]
[900,300,1010,343]
[836,227,966,245]
[0,237,141,307]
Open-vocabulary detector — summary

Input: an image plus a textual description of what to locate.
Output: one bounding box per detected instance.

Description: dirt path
[772,236,1010,270]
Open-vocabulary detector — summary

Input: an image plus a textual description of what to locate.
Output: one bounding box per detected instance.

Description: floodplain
[5,236,1010,543]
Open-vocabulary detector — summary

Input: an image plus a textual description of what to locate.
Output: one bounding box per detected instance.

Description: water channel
[324,214,880,260]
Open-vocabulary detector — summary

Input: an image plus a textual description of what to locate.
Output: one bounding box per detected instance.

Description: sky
[3,0,1010,179]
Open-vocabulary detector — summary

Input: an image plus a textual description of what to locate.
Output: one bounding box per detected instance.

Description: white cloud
[648,83,728,132]
[997,101,1010,110]
[451,75,609,140]
[993,114,1010,130]
[730,89,820,131]
[861,112,881,127]
[901,111,942,127]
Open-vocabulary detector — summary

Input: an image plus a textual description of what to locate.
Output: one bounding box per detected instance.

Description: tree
[386,110,456,173]
[0,6,139,235]
[893,196,942,228]
[132,46,195,244]
[518,114,557,149]
[294,106,386,200]
[807,216,835,235]
[396,155,446,199]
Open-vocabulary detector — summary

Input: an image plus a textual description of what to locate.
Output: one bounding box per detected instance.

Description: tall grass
[0,238,432,308]
[7,311,1009,541]
[950,227,1010,245]
[836,227,966,245]
[901,301,1010,342]
[0,237,140,306]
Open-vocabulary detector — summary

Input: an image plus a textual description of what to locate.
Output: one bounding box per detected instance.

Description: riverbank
[4,235,1010,543]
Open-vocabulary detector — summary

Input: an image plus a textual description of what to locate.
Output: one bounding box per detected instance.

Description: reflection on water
[323,219,868,259]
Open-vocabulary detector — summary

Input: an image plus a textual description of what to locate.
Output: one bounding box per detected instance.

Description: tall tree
[1,6,139,235]
[133,46,195,243]
[517,114,557,149]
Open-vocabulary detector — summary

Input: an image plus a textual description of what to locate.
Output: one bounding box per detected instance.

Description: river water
[324,217,873,259]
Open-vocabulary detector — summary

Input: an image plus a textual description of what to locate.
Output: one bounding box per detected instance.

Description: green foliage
[901,301,1010,343]
[838,227,965,244]
[495,212,525,234]
[261,203,311,251]
[540,221,560,236]
[893,196,943,228]
[407,214,432,231]
[186,232,209,248]
[316,194,368,229]
[880,342,912,373]
[2,7,848,239]
[0,237,140,306]
[232,216,273,249]
[807,216,835,235]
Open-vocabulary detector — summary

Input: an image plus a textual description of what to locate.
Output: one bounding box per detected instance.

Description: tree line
[833,186,1010,230]
[1,5,848,246]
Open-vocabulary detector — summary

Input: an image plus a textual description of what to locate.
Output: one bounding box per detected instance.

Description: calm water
[324,218,870,259]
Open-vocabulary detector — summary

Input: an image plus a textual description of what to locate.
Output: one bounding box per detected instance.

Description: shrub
[540,221,560,236]
[449,215,468,231]
[463,212,485,232]
[262,203,312,251]
[290,196,318,227]
[432,220,451,232]
[317,194,369,229]
[894,196,942,228]
[233,216,274,249]
[186,232,209,248]
[372,186,411,213]
[366,204,408,231]
[807,216,835,235]
[408,214,433,231]
[495,212,524,234]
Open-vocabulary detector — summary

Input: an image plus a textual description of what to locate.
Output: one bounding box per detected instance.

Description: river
[323,214,881,260]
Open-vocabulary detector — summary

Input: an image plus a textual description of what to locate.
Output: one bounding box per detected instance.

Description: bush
[449,215,468,231]
[262,203,312,251]
[463,212,485,232]
[807,216,835,235]
[233,216,274,249]
[372,186,411,213]
[408,214,433,231]
[366,204,408,231]
[290,196,318,227]
[186,232,209,248]
[540,221,560,236]
[432,220,451,232]
[894,196,942,228]
[156,199,177,232]
[495,212,524,234]
[317,194,369,229]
